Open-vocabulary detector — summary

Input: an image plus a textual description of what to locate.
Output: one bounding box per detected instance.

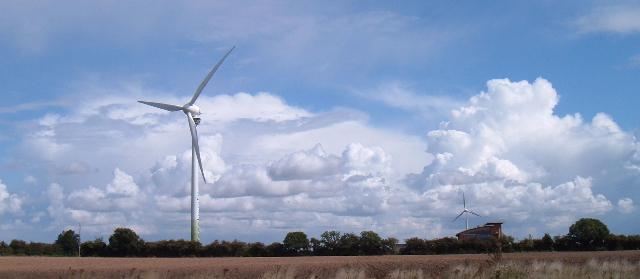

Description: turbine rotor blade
[453,211,464,222]
[138,101,184,112]
[463,191,466,209]
[468,210,481,217]
[187,113,207,183]
[186,46,235,106]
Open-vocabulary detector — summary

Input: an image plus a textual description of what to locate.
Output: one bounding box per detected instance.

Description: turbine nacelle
[184,105,202,116]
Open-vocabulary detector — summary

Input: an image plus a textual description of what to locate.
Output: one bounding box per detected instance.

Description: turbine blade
[469,210,480,217]
[186,46,235,106]
[138,101,184,112]
[453,211,464,222]
[187,113,207,183]
[463,191,466,209]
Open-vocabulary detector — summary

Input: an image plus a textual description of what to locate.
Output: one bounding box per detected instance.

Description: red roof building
[456,222,503,241]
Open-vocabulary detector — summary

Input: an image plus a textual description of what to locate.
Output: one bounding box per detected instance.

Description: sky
[0,0,639,243]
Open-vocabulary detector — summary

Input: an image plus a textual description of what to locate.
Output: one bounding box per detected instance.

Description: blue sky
[0,1,638,243]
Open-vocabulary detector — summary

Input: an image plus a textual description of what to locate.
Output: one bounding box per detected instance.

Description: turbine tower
[139,46,234,242]
[452,191,480,230]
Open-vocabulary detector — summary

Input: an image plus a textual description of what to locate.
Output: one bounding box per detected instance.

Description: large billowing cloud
[404,78,638,235]
[7,77,640,242]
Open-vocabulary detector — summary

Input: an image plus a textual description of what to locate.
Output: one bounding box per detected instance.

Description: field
[1,251,639,279]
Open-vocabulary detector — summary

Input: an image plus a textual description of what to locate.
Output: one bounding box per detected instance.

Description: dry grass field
[1,251,639,279]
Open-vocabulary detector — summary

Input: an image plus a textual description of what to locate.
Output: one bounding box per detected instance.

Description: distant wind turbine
[453,191,480,230]
[138,46,235,242]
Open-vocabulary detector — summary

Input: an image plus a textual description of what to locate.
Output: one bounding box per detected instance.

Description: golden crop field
[1,251,639,278]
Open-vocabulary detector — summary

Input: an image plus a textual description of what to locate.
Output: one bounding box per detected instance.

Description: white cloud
[0,180,23,215]
[402,77,638,236]
[8,78,640,241]
[198,92,312,123]
[360,82,461,116]
[268,144,340,181]
[618,198,635,214]
[414,78,637,190]
[106,168,140,197]
[574,5,640,34]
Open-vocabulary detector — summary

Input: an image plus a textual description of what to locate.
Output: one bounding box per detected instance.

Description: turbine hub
[186,105,201,115]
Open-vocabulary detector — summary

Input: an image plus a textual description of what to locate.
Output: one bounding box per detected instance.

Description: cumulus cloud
[403,77,638,235]
[8,77,640,241]
[106,168,140,196]
[68,168,144,212]
[268,144,340,180]
[412,78,637,190]
[0,180,23,215]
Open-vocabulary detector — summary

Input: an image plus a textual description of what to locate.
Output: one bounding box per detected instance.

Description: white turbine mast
[138,46,235,242]
[452,191,480,230]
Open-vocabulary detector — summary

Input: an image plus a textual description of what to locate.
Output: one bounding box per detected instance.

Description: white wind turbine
[138,46,234,242]
[453,191,480,230]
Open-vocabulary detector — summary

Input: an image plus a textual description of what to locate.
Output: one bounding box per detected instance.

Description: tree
[541,233,554,251]
[283,232,309,256]
[81,238,107,257]
[0,241,9,255]
[316,231,341,255]
[246,242,267,257]
[309,237,323,255]
[337,233,360,256]
[108,227,144,257]
[55,229,80,256]
[9,240,27,255]
[265,242,286,257]
[568,218,609,250]
[359,231,383,255]
[381,237,399,255]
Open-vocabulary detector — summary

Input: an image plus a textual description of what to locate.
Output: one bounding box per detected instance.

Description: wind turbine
[138,46,234,242]
[453,191,480,230]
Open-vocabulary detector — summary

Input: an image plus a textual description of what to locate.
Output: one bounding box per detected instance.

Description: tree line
[402,218,640,255]
[0,218,638,257]
[0,229,398,257]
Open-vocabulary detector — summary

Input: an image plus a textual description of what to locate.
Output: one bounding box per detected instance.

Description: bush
[145,240,201,257]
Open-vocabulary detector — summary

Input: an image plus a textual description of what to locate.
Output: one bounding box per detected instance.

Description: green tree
[359,231,383,255]
[320,231,341,255]
[402,237,426,255]
[81,238,107,257]
[381,237,399,255]
[9,240,27,255]
[55,229,80,256]
[541,233,554,251]
[265,242,286,257]
[569,218,609,250]
[0,241,9,255]
[108,227,145,257]
[337,233,360,256]
[246,242,266,257]
[283,231,309,255]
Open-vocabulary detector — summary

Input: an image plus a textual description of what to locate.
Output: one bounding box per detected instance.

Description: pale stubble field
[1,251,639,279]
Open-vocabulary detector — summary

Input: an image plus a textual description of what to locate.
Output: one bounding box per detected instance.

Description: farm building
[456,222,503,241]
